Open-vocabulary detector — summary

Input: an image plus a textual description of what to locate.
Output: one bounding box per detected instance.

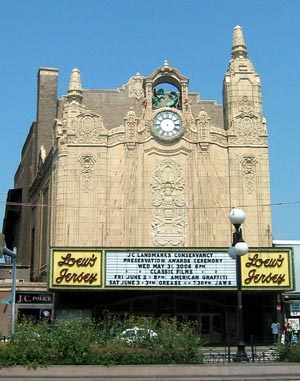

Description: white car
[119,326,157,343]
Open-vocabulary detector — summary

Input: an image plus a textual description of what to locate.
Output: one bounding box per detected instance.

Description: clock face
[153,111,182,138]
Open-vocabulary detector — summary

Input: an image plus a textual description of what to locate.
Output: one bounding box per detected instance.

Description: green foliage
[277,342,300,362]
[0,316,203,367]
[154,317,202,364]
[0,343,16,367]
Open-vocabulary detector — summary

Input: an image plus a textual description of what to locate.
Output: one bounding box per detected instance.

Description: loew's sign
[49,247,293,291]
[49,249,102,289]
[241,251,292,288]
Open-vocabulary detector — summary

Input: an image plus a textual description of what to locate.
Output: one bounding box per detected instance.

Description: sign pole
[10,249,17,336]
[0,234,17,336]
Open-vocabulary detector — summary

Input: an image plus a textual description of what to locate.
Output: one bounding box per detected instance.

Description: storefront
[274,241,300,343]
[16,291,54,322]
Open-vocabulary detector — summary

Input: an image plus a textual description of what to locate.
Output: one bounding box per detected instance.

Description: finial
[163,60,169,67]
[68,68,81,91]
[67,68,83,103]
[232,25,247,59]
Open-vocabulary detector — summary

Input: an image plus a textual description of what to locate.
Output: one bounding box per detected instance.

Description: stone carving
[228,95,267,145]
[151,159,186,246]
[74,112,104,144]
[198,109,210,141]
[125,147,137,158]
[211,131,227,146]
[241,156,257,194]
[54,118,68,147]
[235,115,260,145]
[239,96,253,116]
[128,73,145,100]
[125,108,138,141]
[183,128,197,143]
[78,155,96,193]
[107,132,125,145]
[198,142,209,152]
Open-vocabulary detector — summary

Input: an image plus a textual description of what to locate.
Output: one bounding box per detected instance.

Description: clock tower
[143,60,189,142]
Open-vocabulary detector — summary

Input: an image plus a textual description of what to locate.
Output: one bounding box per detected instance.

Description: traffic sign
[2,299,12,305]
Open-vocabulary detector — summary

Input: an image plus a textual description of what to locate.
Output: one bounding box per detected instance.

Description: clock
[153,110,182,139]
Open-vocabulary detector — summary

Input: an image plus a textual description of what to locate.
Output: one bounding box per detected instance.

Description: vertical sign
[241,250,292,288]
[50,249,102,289]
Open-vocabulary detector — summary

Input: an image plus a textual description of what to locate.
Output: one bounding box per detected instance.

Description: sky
[0,0,299,241]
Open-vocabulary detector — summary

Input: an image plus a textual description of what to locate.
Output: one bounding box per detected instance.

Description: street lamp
[228,208,249,362]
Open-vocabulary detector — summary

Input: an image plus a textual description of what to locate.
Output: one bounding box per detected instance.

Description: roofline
[273,240,300,245]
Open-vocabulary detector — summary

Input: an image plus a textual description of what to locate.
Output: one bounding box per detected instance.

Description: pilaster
[223,26,272,246]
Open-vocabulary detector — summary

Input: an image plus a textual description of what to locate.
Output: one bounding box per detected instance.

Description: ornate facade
[45,26,271,256]
[1,26,277,341]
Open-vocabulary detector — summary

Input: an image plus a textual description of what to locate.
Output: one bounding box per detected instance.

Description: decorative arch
[143,60,189,113]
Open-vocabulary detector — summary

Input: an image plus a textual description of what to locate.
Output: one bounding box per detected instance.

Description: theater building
[1,25,294,342]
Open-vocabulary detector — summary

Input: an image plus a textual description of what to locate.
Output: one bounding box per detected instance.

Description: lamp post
[228,208,249,362]
[0,234,17,336]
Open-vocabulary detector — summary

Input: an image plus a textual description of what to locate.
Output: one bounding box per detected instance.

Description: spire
[231,25,247,59]
[67,68,83,103]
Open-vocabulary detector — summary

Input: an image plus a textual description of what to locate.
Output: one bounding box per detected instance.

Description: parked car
[119,326,157,343]
[1,336,10,343]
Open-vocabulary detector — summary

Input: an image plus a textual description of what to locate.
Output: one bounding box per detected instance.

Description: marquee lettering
[55,268,98,284]
[244,268,285,285]
[58,252,97,267]
[245,253,284,268]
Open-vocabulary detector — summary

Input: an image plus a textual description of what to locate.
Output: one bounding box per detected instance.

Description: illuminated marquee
[241,251,293,289]
[105,250,235,288]
[49,249,102,289]
[49,247,293,291]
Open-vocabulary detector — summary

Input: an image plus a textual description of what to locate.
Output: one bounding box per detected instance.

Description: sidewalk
[1,363,300,381]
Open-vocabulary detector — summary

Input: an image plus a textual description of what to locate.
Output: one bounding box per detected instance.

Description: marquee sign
[241,251,292,288]
[105,250,235,288]
[49,247,294,291]
[49,248,102,289]
[241,249,293,289]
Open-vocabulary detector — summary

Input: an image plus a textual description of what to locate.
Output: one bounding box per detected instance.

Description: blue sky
[0,0,299,240]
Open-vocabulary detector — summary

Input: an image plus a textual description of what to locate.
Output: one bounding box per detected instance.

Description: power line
[1,200,300,211]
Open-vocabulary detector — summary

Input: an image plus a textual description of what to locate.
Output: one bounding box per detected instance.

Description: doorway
[200,313,223,343]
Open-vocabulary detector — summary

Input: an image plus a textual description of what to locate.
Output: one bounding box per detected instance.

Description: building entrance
[200,313,223,343]
[93,293,227,343]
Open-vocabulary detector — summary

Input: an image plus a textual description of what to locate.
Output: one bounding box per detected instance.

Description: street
[1,363,300,381]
